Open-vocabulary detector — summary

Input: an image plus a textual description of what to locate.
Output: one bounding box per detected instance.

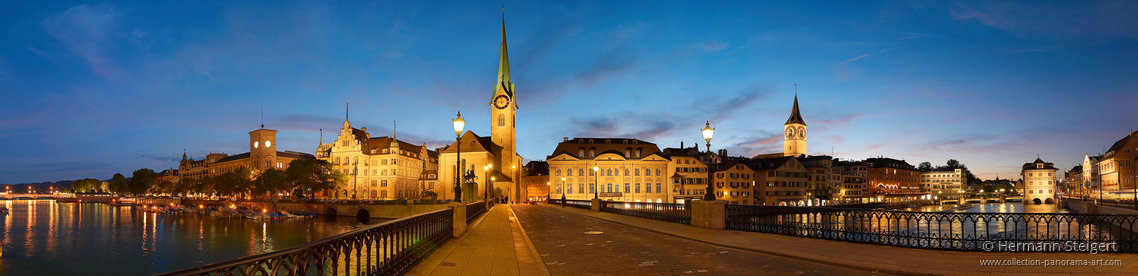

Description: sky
[1,1,1136,184]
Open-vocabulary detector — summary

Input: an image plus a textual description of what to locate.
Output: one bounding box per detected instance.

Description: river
[0,200,385,275]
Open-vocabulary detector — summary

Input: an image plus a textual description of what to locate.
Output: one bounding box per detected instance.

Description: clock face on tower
[266,141,271,147]
[493,95,510,110]
[785,128,795,139]
[797,127,806,139]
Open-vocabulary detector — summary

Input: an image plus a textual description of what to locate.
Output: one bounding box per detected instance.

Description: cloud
[691,83,775,122]
[948,1,1138,40]
[833,46,901,81]
[698,40,729,52]
[41,2,123,79]
[568,112,680,142]
[135,153,181,162]
[727,133,782,157]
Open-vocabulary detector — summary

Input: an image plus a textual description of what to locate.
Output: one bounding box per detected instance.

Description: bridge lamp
[701,121,715,201]
[452,111,465,203]
[593,166,599,199]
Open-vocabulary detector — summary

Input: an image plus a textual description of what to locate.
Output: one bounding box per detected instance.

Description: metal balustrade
[549,199,593,210]
[599,201,691,225]
[154,208,454,276]
[725,205,1138,252]
[466,201,488,224]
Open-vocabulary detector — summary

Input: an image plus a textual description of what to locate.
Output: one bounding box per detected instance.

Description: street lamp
[593,166,599,199]
[484,164,492,205]
[701,121,716,201]
[560,177,566,206]
[453,112,465,203]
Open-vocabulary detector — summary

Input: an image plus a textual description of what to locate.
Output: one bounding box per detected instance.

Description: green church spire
[495,11,513,99]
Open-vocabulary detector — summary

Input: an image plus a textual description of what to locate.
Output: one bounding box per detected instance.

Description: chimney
[564,137,569,142]
[681,141,684,148]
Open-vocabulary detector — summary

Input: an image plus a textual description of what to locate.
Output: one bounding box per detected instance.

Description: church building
[437,15,526,203]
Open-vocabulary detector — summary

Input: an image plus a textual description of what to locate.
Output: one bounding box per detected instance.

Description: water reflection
[0,201,384,275]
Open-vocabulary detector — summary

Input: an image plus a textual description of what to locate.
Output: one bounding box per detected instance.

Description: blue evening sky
[1,1,1135,183]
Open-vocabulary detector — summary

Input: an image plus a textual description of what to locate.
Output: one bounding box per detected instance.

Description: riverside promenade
[411,203,1138,276]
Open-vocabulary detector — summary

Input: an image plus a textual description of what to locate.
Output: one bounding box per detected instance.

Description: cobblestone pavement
[512,205,893,276]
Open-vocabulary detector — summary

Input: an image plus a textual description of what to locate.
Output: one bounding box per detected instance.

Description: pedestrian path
[549,204,1138,276]
[407,204,550,276]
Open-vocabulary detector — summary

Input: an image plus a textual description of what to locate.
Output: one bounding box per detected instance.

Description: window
[607,183,613,193]
[567,184,573,194]
[635,168,640,176]
[625,169,630,176]
[589,183,596,194]
[498,115,505,126]
[381,180,388,187]
[567,169,573,176]
[656,168,661,176]
[579,184,584,194]
[656,183,662,193]
[624,183,630,193]
[579,168,584,176]
[579,148,584,157]
[589,150,595,158]
[556,169,562,176]
[635,183,641,193]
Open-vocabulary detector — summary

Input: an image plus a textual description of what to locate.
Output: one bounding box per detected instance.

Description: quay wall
[182,199,449,219]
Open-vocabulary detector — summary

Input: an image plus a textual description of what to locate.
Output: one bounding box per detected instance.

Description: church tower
[490,13,518,182]
[783,89,807,157]
[250,127,278,170]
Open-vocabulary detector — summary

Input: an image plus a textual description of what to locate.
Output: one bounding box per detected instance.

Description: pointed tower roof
[785,93,806,126]
[495,12,513,98]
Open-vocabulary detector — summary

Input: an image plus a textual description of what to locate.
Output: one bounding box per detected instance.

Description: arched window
[578,148,585,157]
[335,157,341,164]
[625,149,631,158]
[589,150,595,158]
[607,169,612,176]
[607,183,613,193]
[556,169,562,176]
[498,115,505,126]
[567,168,573,176]
[381,190,388,199]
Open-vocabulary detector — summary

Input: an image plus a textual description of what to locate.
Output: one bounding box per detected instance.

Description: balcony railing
[599,201,691,225]
[154,208,454,276]
[725,205,1138,252]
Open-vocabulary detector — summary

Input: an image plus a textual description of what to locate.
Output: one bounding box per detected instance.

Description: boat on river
[952,203,973,210]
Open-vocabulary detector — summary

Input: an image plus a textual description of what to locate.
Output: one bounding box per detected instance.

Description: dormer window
[1037,164,1043,169]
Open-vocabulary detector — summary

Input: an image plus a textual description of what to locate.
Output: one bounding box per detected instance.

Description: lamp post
[484,164,492,205]
[560,177,566,207]
[452,112,465,203]
[593,166,599,199]
[351,162,358,200]
[702,121,716,201]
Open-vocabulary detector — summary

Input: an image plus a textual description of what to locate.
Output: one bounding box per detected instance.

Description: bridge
[155,199,1138,276]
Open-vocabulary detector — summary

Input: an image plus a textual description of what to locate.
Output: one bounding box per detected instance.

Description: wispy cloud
[833,46,901,81]
[568,112,680,142]
[41,2,123,79]
[135,153,181,163]
[698,40,730,52]
[691,83,775,122]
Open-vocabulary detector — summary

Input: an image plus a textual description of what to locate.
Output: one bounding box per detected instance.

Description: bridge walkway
[546,204,1138,276]
[407,204,549,276]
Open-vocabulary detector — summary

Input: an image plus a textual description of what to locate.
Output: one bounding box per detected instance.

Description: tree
[946,159,961,169]
[110,173,127,194]
[253,168,287,200]
[128,169,157,195]
[214,167,253,199]
[286,159,341,198]
[918,162,933,172]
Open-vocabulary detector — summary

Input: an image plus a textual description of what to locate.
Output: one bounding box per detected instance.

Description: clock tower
[250,128,278,170]
[490,14,518,184]
[783,92,807,157]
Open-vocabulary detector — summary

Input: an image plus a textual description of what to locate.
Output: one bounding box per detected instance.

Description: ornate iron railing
[154,208,454,276]
[725,205,1138,252]
[599,201,691,225]
[549,199,592,210]
[466,201,487,225]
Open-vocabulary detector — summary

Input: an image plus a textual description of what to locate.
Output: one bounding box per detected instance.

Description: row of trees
[67,159,347,199]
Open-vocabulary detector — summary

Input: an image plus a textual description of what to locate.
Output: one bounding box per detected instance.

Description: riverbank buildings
[1021,157,1058,204]
[865,157,921,199]
[180,127,315,181]
[436,17,526,204]
[1098,131,1137,194]
[547,138,671,203]
[919,169,966,195]
[316,119,437,200]
[523,161,549,202]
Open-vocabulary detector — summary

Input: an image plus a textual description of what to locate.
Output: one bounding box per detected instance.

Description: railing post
[448,202,467,237]
[691,200,726,229]
[591,198,601,212]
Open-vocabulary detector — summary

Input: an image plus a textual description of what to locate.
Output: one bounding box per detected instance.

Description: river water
[0,200,384,275]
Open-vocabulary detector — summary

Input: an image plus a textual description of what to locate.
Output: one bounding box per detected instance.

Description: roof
[785,93,806,126]
[742,156,797,171]
[547,138,662,160]
[440,131,497,154]
[419,170,438,180]
[216,152,250,163]
[278,151,316,160]
[366,136,425,156]
[524,161,549,176]
[1022,158,1057,171]
[1107,131,1135,154]
[864,157,916,170]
